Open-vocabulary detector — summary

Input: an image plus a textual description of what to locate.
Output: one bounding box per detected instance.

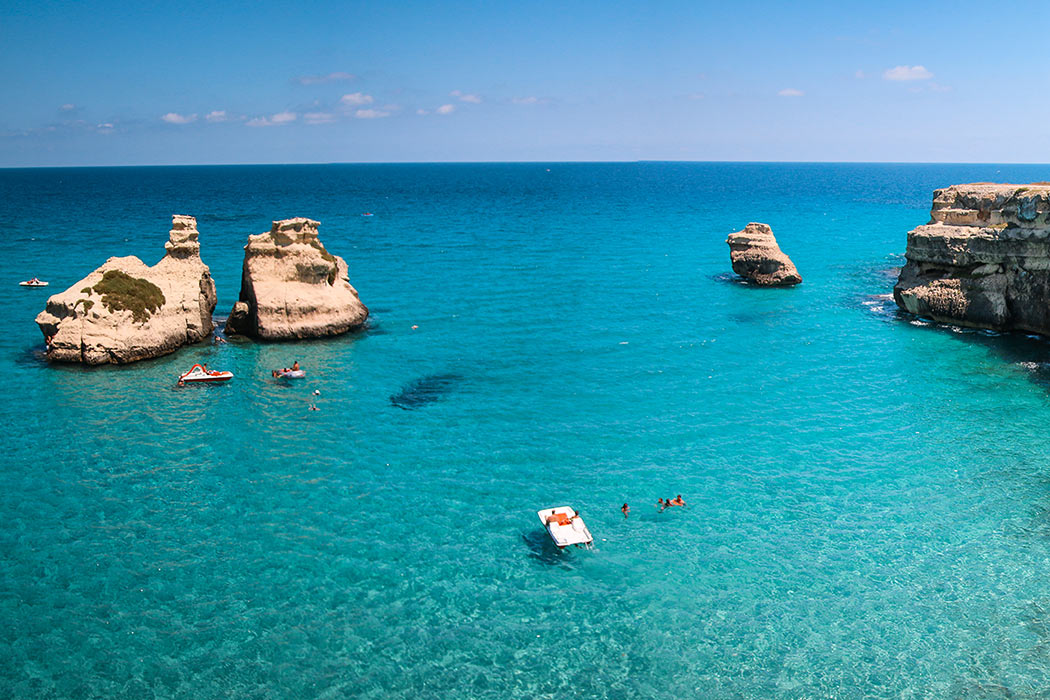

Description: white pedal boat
[538,506,594,549]
[179,364,233,383]
[274,369,305,379]
[20,278,49,287]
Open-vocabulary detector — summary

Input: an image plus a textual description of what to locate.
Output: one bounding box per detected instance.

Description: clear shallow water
[4,163,1050,698]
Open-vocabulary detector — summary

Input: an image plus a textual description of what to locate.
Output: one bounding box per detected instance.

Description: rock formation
[894,183,1050,332]
[225,217,368,339]
[726,222,802,286]
[36,215,217,364]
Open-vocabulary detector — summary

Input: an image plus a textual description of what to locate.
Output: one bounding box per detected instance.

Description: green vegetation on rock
[74,298,94,312]
[92,270,165,323]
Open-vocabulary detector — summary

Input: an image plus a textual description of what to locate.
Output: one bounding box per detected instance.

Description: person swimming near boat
[671,494,686,507]
[621,503,630,518]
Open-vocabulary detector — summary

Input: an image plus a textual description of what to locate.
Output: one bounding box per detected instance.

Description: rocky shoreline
[894,183,1050,333]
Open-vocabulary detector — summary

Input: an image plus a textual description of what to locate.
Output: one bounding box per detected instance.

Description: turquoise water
[5,163,1050,698]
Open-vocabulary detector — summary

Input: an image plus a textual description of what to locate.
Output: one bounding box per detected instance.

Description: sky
[3,0,1050,166]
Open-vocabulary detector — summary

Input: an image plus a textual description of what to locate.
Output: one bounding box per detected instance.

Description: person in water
[672,494,686,507]
[621,503,630,519]
[292,361,300,371]
[657,498,665,510]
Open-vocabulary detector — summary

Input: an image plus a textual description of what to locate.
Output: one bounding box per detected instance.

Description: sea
[3,162,1050,699]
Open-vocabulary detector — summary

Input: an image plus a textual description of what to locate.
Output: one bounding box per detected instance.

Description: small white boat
[273,369,305,379]
[20,278,49,287]
[537,506,593,549]
[178,364,233,383]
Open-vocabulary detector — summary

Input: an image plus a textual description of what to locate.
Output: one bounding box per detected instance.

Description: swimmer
[672,494,686,507]
[312,389,320,396]
[308,404,320,411]
[621,503,630,519]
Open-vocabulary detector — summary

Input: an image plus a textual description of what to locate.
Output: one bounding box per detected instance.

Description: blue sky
[3,0,1050,166]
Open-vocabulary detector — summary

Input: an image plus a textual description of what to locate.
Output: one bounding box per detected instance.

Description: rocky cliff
[225,217,368,339]
[36,215,217,364]
[727,222,802,286]
[894,183,1050,332]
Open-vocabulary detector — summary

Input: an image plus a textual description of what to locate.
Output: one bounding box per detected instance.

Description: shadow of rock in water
[389,373,462,410]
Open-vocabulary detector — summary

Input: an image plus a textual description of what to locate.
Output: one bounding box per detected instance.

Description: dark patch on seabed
[390,373,461,410]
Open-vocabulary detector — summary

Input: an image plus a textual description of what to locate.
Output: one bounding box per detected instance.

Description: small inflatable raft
[537,506,594,549]
[20,278,49,287]
[273,369,305,379]
[179,364,233,383]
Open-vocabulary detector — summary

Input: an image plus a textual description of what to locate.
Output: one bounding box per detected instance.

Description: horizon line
[3,159,1050,170]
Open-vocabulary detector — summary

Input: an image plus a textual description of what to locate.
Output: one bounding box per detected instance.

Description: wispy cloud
[205,110,228,123]
[854,70,866,79]
[296,72,355,85]
[512,96,543,105]
[246,111,297,127]
[436,104,455,115]
[96,123,115,133]
[304,112,337,124]
[354,109,390,119]
[451,90,482,104]
[60,103,76,111]
[416,109,429,115]
[340,92,374,106]
[883,65,933,81]
[777,88,804,97]
[161,112,197,124]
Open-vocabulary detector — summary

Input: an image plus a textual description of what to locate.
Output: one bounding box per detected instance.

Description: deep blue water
[4,162,1050,698]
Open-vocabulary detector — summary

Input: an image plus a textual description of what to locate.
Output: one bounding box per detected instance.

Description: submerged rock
[726,222,802,286]
[225,217,368,339]
[894,183,1050,332]
[36,215,217,364]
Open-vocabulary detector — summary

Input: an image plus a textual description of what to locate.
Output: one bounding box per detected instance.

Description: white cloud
[205,110,228,123]
[340,92,374,106]
[416,108,429,115]
[297,72,355,85]
[304,112,337,124]
[451,90,482,104]
[354,109,390,119]
[246,111,297,127]
[60,103,75,111]
[436,104,455,115]
[883,65,933,81]
[777,88,804,97]
[161,112,197,124]
[96,123,114,133]
[512,96,539,104]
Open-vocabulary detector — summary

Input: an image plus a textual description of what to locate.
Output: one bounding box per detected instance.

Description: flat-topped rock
[895,183,1050,332]
[225,217,368,339]
[36,215,217,364]
[727,222,802,286]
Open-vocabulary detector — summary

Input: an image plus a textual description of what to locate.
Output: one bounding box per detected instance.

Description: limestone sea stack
[36,215,217,364]
[894,183,1050,332]
[225,217,368,339]
[727,222,802,286]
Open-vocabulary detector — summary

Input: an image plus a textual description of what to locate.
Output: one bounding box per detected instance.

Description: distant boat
[537,506,593,549]
[361,212,374,217]
[178,364,233,383]
[20,278,48,287]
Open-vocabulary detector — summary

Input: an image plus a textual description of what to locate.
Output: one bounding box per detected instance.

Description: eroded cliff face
[726,222,802,286]
[225,217,368,339]
[894,183,1050,332]
[36,215,217,364]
